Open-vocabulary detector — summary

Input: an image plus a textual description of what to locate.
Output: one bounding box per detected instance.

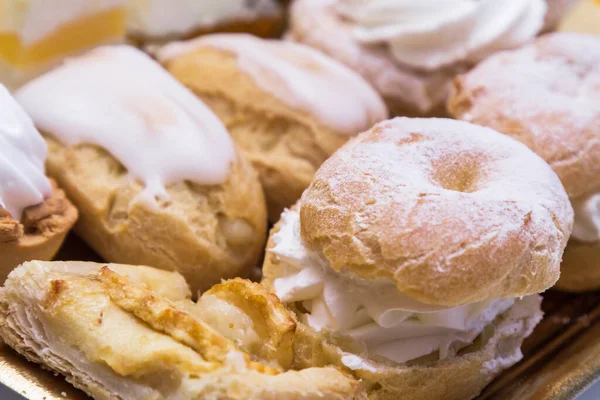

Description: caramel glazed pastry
[0,85,77,281]
[126,0,284,44]
[157,33,388,221]
[15,45,267,294]
[0,260,365,399]
[448,33,600,292]
[286,0,554,118]
[262,118,574,400]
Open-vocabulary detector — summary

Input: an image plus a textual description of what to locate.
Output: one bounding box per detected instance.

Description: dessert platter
[0,1,599,399]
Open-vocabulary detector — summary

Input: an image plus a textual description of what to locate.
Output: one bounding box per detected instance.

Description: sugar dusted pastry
[0,0,126,89]
[0,85,77,281]
[262,118,573,400]
[127,0,283,44]
[15,45,267,294]
[158,33,388,221]
[449,33,600,291]
[0,261,365,400]
[286,0,547,117]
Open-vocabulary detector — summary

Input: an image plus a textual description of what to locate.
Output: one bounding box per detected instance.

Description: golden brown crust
[448,32,600,199]
[555,240,600,291]
[297,118,572,306]
[0,261,366,400]
[44,136,267,294]
[0,180,77,281]
[161,45,371,221]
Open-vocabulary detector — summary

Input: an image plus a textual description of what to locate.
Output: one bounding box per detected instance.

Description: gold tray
[1,233,600,400]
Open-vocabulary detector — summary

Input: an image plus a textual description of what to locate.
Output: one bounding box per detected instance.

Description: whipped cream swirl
[0,84,51,221]
[336,0,547,70]
[270,209,515,364]
[571,193,600,243]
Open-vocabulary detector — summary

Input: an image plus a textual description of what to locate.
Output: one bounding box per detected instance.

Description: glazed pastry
[157,33,388,221]
[0,260,365,400]
[0,0,126,89]
[15,45,268,294]
[127,0,283,44]
[558,0,600,36]
[262,118,573,400]
[449,33,600,291]
[0,85,77,281]
[286,0,547,117]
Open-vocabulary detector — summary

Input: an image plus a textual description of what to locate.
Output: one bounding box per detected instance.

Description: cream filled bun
[15,45,267,294]
[262,118,573,400]
[157,33,388,221]
[126,0,284,44]
[286,0,547,118]
[0,85,77,280]
[449,33,600,291]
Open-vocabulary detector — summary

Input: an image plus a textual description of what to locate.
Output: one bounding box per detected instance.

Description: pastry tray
[1,234,600,400]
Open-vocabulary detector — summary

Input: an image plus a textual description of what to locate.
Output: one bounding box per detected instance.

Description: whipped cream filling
[158,34,387,135]
[127,0,280,38]
[16,46,236,203]
[270,209,515,364]
[336,0,547,70]
[571,193,600,243]
[0,0,124,46]
[0,84,51,220]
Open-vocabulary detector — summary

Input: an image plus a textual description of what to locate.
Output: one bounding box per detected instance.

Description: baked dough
[16,46,269,294]
[0,260,365,400]
[0,180,77,282]
[262,117,571,399]
[158,34,388,221]
[448,32,600,291]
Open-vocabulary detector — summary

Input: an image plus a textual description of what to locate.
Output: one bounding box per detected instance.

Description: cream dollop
[158,34,387,135]
[0,84,51,221]
[16,46,236,202]
[127,0,280,38]
[270,209,515,364]
[571,193,600,243]
[0,0,124,45]
[336,0,547,70]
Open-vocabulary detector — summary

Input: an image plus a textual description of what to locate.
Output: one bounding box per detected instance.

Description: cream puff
[0,260,364,400]
[15,45,268,294]
[0,85,77,281]
[0,0,126,90]
[126,0,284,45]
[286,0,548,117]
[262,118,573,400]
[157,33,388,221]
[448,32,600,291]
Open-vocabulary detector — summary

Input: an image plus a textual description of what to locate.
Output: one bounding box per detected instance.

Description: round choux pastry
[262,117,573,400]
[285,0,548,117]
[0,85,77,281]
[448,32,600,291]
[157,33,388,221]
[15,45,268,295]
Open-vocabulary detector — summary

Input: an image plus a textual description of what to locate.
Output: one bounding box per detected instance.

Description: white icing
[270,209,515,364]
[336,0,547,70]
[0,84,51,220]
[0,0,124,46]
[158,34,388,135]
[571,193,600,243]
[127,0,280,38]
[16,46,236,202]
